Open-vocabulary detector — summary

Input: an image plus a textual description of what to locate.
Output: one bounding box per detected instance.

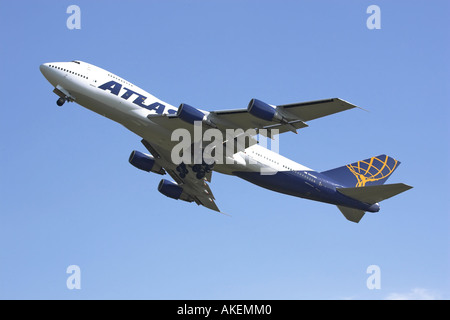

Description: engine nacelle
[158,179,193,202]
[158,179,184,200]
[177,103,206,124]
[129,150,164,174]
[247,98,282,122]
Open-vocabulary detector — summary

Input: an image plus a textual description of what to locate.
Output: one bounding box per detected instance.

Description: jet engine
[129,150,165,174]
[177,103,206,124]
[157,179,193,203]
[247,98,283,122]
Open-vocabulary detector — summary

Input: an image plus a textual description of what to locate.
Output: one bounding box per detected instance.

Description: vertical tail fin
[321,155,400,187]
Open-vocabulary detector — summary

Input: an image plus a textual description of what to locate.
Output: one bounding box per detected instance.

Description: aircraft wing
[141,98,358,213]
[140,139,221,213]
[147,98,359,137]
[212,98,357,133]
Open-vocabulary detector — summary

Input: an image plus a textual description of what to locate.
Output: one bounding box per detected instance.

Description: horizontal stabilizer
[337,206,365,223]
[337,183,413,204]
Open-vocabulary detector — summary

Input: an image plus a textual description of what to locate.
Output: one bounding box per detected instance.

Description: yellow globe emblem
[346,155,399,187]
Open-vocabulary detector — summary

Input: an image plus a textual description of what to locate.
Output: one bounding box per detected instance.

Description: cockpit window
[71,60,80,64]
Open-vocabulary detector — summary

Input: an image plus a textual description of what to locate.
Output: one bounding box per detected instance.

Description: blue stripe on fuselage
[233,170,379,212]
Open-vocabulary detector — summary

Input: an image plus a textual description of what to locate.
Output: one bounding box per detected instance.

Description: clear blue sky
[1,0,448,299]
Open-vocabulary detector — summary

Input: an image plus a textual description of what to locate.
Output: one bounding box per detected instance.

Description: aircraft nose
[39,63,50,76]
[39,62,58,86]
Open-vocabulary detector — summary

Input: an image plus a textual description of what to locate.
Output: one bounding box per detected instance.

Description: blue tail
[321,154,401,187]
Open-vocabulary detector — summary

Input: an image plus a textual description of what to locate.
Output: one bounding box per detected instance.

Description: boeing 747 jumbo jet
[40,60,412,222]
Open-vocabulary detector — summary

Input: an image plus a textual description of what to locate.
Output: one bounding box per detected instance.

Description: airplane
[40,60,412,223]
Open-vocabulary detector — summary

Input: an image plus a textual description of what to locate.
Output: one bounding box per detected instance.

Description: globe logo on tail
[346,155,399,187]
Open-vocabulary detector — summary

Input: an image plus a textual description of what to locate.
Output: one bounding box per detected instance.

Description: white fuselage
[39,60,312,176]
